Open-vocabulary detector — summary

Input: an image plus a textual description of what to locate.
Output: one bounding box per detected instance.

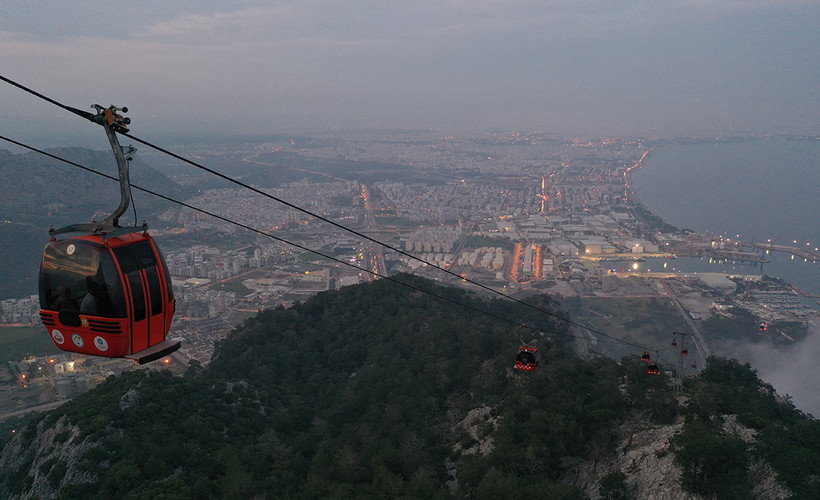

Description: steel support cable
[0,74,649,351]
[0,133,641,347]
[120,135,648,350]
[0,74,91,118]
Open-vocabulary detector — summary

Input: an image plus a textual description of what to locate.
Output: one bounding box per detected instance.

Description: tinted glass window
[155,245,174,301]
[113,245,140,274]
[113,241,164,318]
[40,239,126,317]
[133,241,157,268]
[126,271,146,322]
[144,267,163,316]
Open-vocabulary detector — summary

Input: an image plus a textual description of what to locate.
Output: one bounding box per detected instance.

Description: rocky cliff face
[564,414,791,500]
[4,411,790,500]
[0,415,101,499]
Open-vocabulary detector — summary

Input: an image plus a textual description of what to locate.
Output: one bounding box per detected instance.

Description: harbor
[744,242,820,263]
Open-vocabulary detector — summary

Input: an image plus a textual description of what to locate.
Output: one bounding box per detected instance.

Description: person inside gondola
[81,275,115,316]
[54,286,78,311]
[80,282,97,314]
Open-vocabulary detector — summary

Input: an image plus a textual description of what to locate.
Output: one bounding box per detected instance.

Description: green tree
[672,417,751,498]
[599,471,628,499]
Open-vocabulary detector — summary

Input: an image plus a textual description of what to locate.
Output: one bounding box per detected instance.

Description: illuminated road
[662,280,711,363]
[360,184,387,279]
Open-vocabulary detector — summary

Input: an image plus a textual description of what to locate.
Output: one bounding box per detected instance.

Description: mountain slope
[0,276,816,499]
[0,147,189,221]
[0,147,191,299]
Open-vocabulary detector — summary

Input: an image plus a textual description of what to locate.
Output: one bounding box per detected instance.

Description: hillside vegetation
[0,147,191,299]
[0,275,817,499]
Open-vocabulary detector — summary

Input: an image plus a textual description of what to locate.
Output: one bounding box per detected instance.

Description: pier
[708,249,768,263]
[744,242,820,263]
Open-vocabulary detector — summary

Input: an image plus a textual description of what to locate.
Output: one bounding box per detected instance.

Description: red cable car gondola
[514,346,539,371]
[681,348,688,356]
[38,105,179,364]
[640,352,651,362]
[646,362,660,375]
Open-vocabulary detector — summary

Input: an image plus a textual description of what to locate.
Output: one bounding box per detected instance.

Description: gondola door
[112,238,170,355]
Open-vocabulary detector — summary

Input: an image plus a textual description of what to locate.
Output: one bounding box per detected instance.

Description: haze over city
[2,1,820,145]
[3,3,820,497]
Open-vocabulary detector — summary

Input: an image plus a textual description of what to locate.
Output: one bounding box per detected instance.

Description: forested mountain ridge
[0,147,189,220]
[0,275,817,499]
[0,147,192,299]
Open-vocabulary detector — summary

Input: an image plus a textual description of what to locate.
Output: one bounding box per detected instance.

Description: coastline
[625,139,820,296]
[623,146,678,234]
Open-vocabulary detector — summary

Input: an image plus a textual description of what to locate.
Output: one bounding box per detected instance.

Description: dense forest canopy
[0,275,817,499]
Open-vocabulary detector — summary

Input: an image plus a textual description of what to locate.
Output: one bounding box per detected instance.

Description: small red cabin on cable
[681,348,688,356]
[646,362,660,375]
[640,352,651,362]
[39,232,176,363]
[514,346,539,371]
[36,104,179,364]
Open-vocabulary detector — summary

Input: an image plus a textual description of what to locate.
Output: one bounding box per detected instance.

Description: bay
[631,139,820,415]
[632,139,820,296]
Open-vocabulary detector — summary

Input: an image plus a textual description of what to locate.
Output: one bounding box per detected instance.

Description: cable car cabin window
[516,351,536,365]
[112,243,161,322]
[143,267,163,316]
[133,240,163,316]
[156,246,174,302]
[124,271,146,322]
[40,240,126,318]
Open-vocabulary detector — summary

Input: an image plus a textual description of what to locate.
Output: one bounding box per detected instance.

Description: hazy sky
[2,1,819,144]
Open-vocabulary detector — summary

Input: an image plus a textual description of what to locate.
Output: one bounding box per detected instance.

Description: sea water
[631,139,820,415]
[632,139,820,295]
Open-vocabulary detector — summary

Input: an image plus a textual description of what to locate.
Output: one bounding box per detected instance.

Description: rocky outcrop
[0,415,103,499]
[566,415,695,499]
[453,404,500,457]
[565,413,791,500]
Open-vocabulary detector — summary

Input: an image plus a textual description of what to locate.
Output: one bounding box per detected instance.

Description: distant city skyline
[2,1,819,147]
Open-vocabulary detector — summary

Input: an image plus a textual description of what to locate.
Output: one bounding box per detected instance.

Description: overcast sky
[2,1,819,145]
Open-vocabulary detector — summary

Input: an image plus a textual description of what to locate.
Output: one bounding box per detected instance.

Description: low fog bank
[728,318,820,418]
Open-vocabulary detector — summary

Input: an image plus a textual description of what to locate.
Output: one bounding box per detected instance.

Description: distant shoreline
[623,146,680,234]
[626,139,820,296]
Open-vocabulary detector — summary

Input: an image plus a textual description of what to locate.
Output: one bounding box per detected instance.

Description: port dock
[743,242,820,263]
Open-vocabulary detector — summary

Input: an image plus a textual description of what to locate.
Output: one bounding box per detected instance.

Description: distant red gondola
[640,352,651,362]
[681,348,688,356]
[514,346,539,371]
[646,362,660,375]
